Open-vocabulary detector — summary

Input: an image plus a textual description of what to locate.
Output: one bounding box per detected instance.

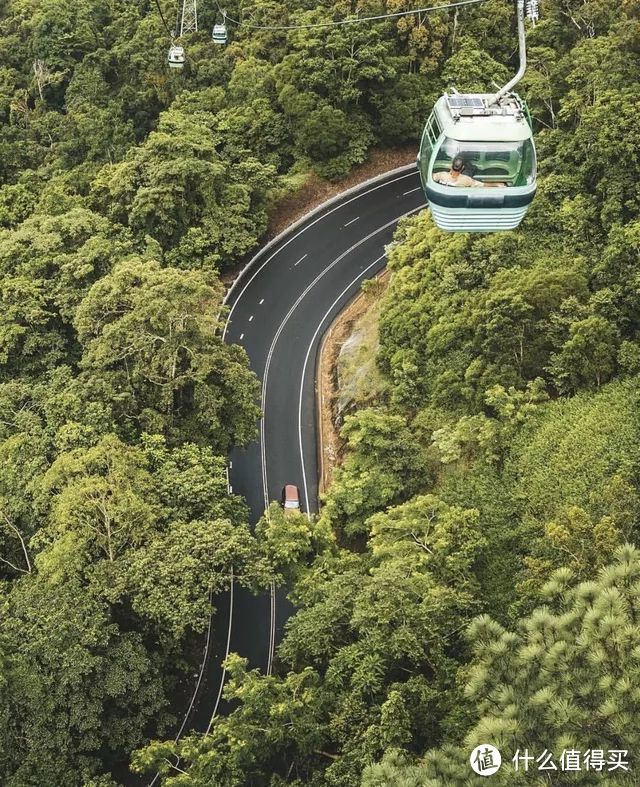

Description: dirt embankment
[266,147,417,239]
[317,273,390,495]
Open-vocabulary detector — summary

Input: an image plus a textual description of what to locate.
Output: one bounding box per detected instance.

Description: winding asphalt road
[221,164,424,675]
[145,165,425,785]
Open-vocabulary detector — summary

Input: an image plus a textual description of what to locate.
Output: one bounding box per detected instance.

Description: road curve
[222,165,425,674]
[145,165,424,784]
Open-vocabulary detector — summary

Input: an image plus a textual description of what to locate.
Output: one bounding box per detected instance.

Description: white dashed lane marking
[403,186,421,195]
[343,216,360,227]
[294,254,308,267]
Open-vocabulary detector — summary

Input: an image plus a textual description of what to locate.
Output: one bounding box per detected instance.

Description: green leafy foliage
[2,0,640,783]
[369,547,640,786]
[510,380,640,529]
[320,408,429,537]
[75,257,260,449]
[2,573,167,785]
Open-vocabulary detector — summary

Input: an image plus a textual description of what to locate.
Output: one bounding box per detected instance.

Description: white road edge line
[298,204,425,514]
[297,252,386,509]
[222,169,417,339]
[207,568,235,730]
[259,209,422,515]
[267,580,276,676]
[260,195,416,672]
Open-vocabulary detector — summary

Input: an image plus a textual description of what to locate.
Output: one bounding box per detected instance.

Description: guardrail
[222,162,417,310]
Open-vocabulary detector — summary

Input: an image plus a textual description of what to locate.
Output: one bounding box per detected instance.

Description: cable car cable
[418,0,538,232]
[153,0,173,36]
[216,0,488,33]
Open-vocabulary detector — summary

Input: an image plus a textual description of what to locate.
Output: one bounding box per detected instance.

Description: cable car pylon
[180,0,198,36]
[166,0,197,69]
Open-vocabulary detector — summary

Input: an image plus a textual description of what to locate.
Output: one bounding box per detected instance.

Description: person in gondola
[433,156,505,188]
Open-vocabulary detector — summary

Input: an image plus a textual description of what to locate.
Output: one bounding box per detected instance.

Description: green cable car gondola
[212,9,228,44]
[418,0,537,232]
[168,44,186,68]
[212,23,228,44]
[418,92,536,232]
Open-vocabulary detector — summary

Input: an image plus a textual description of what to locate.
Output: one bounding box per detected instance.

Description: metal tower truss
[180,0,198,36]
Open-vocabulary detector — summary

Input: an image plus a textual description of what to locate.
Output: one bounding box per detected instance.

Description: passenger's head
[451,156,465,173]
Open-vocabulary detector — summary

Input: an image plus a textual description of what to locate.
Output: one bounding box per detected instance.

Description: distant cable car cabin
[212,22,228,44]
[418,0,538,232]
[168,44,185,68]
[418,92,536,232]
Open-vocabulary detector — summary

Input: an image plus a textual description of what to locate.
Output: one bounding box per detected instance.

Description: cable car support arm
[487,0,526,106]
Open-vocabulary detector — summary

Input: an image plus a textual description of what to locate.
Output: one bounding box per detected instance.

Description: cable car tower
[166,0,197,69]
[180,0,198,36]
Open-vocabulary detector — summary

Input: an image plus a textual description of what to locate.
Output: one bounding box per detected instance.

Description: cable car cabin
[168,44,185,69]
[212,23,228,44]
[418,93,536,232]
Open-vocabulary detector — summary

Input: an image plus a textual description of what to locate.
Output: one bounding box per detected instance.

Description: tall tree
[75,257,260,449]
[365,546,640,786]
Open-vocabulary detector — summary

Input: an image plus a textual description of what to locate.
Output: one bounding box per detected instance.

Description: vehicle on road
[281,484,301,514]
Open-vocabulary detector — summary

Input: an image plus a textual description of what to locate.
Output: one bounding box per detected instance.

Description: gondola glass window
[418,93,537,232]
[432,139,536,187]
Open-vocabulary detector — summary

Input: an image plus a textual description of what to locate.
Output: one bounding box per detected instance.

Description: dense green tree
[509,380,640,529]
[127,517,255,639]
[91,108,276,269]
[75,257,260,448]
[320,408,428,537]
[41,434,159,565]
[547,315,620,392]
[254,501,320,584]
[365,547,640,786]
[141,433,246,524]
[1,573,167,786]
[132,655,328,786]
[0,209,132,377]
